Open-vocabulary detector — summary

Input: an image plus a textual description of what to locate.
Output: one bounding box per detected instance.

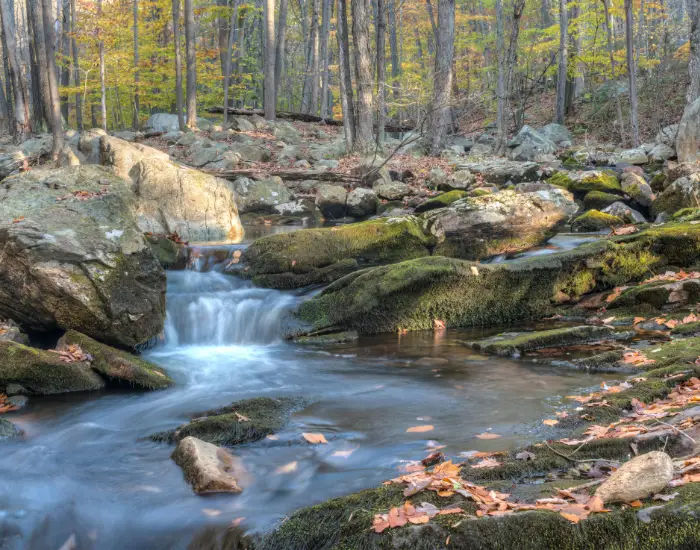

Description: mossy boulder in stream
[414,191,468,213]
[151,397,300,446]
[468,325,616,357]
[571,210,624,231]
[297,222,700,335]
[583,191,625,210]
[57,330,173,390]
[569,171,621,193]
[238,217,435,289]
[0,340,105,395]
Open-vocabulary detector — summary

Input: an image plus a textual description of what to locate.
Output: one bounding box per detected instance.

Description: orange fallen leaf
[543,419,559,426]
[302,432,328,444]
[406,425,434,433]
[627,500,643,508]
[475,432,502,439]
[274,461,298,474]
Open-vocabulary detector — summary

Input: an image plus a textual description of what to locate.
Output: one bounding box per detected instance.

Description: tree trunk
[70,0,82,131]
[223,1,239,124]
[601,0,625,143]
[388,0,400,103]
[688,0,700,103]
[351,0,374,152]
[274,0,288,104]
[60,0,70,123]
[263,0,276,120]
[337,0,355,147]
[27,1,45,131]
[319,0,331,119]
[624,0,639,146]
[428,0,455,155]
[133,0,140,129]
[376,0,386,144]
[184,0,197,129]
[555,0,568,124]
[98,0,107,131]
[0,0,30,141]
[310,0,321,114]
[172,0,185,130]
[494,0,506,155]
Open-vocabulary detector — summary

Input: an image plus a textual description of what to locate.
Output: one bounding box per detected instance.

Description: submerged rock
[595,452,674,504]
[57,330,172,390]
[0,418,22,440]
[152,397,299,446]
[172,436,245,495]
[0,165,166,348]
[0,340,105,395]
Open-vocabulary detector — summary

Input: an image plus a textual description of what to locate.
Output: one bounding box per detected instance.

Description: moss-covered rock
[583,191,625,210]
[546,171,574,190]
[151,397,299,446]
[569,171,622,194]
[571,210,625,231]
[468,325,616,357]
[57,330,173,390]
[414,191,468,213]
[0,340,105,395]
[607,278,700,309]
[297,222,700,335]
[145,234,185,268]
[652,174,700,217]
[238,217,435,289]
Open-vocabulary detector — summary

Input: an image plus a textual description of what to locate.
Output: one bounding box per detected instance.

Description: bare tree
[495,0,506,155]
[60,0,70,123]
[688,0,700,103]
[133,0,140,129]
[223,0,239,124]
[376,0,387,144]
[601,0,625,143]
[624,0,639,146]
[555,0,568,124]
[184,0,197,129]
[263,0,276,120]
[428,0,455,154]
[0,0,30,141]
[173,0,185,131]
[351,0,374,152]
[310,0,321,114]
[388,0,401,104]
[337,0,355,147]
[98,0,107,130]
[71,0,83,131]
[319,0,331,119]
[274,0,288,105]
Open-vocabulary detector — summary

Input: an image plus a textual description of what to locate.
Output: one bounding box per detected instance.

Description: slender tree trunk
[274,0,288,104]
[263,0,276,119]
[133,0,140,129]
[27,1,45,131]
[310,0,321,114]
[555,0,568,124]
[98,0,107,130]
[0,0,30,141]
[388,0,400,103]
[376,0,386,143]
[184,0,197,129]
[428,0,454,154]
[0,77,9,133]
[70,0,82,131]
[425,0,438,38]
[337,0,355,147]
[495,0,506,155]
[688,0,700,103]
[60,0,70,123]
[624,0,639,146]
[351,0,374,152]
[223,1,239,124]
[319,0,331,119]
[217,0,228,77]
[172,0,185,130]
[601,0,626,143]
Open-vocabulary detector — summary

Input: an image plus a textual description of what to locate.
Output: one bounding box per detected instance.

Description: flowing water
[0,232,613,550]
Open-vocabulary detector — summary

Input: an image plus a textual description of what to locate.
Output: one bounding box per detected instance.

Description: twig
[651,419,697,445]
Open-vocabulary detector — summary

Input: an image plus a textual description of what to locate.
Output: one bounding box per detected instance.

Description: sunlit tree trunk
[133,0,140,129]
[351,0,374,152]
[320,0,331,119]
[184,0,197,129]
[263,0,276,120]
[337,0,355,147]
[70,0,82,131]
[495,0,506,155]
[172,0,185,130]
[97,0,107,131]
[274,0,288,105]
[601,0,625,144]
[624,0,639,146]
[388,0,400,104]
[428,0,454,154]
[555,0,568,124]
[60,0,70,124]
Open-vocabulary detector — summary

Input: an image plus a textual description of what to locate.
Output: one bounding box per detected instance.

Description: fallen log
[205,107,415,133]
[201,167,361,184]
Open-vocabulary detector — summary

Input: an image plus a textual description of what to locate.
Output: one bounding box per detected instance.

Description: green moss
[569,171,621,193]
[58,330,173,390]
[240,217,434,289]
[671,321,700,336]
[468,188,493,197]
[671,207,700,222]
[598,248,663,287]
[414,191,468,213]
[150,397,300,446]
[468,325,615,357]
[571,210,624,232]
[555,269,596,299]
[546,171,574,190]
[649,172,667,192]
[0,340,105,395]
[583,191,625,210]
[145,234,184,268]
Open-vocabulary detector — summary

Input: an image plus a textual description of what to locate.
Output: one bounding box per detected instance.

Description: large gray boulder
[315,184,347,219]
[456,159,540,185]
[677,97,700,163]
[620,172,655,208]
[540,123,573,147]
[145,113,181,132]
[423,188,578,259]
[0,165,166,348]
[652,173,700,216]
[655,124,678,147]
[602,201,646,224]
[100,136,244,242]
[507,125,557,161]
[231,176,293,213]
[346,187,378,218]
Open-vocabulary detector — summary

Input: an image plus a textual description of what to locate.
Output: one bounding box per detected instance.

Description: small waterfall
[163,248,298,347]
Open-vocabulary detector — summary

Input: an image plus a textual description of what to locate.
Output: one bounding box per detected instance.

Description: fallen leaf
[332,448,357,458]
[274,461,298,474]
[407,425,434,433]
[516,451,535,461]
[302,432,328,444]
[627,500,643,508]
[433,319,446,330]
[475,432,502,440]
[472,457,501,469]
[470,266,479,276]
[543,419,559,426]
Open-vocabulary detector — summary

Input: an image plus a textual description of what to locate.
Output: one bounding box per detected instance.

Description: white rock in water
[172,436,245,495]
[595,451,674,504]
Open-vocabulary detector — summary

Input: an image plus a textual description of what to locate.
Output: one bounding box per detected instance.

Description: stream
[0,230,613,550]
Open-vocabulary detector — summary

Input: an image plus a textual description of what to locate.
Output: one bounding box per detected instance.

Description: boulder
[620,172,655,208]
[100,137,244,242]
[540,123,573,147]
[232,176,293,213]
[583,191,625,210]
[614,148,649,165]
[601,201,646,224]
[352,155,391,186]
[228,142,271,162]
[652,173,700,216]
[346,188,378,218]
[272,122,301,144]
[423,188,578,259]
[172,436,245,494]
[57,330,172,390]
[571,209,625,231]
[507,125,557,161]
[456,159,539,185]
[113,130,141,142]
[468,142,493,156]
[0,340,105,395]
[595,452,674,504]
[273,199,317,218]
[565,170,621,193]
[145,113,181,133]
[0,418,22,440]
[315,184,347,219]
[655,124,678,147]
[415,190,468,213]
[0,319,29,345]
[0,166,166,348]
[436,169,475,191]
[227,116,255,132]
[0,150,27,180]
[162,130,184,144]
[648,143,675,162]
[239,216,434,288]
[186,139,227,167]
[676,96,700,163]
[373,181,411,201]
